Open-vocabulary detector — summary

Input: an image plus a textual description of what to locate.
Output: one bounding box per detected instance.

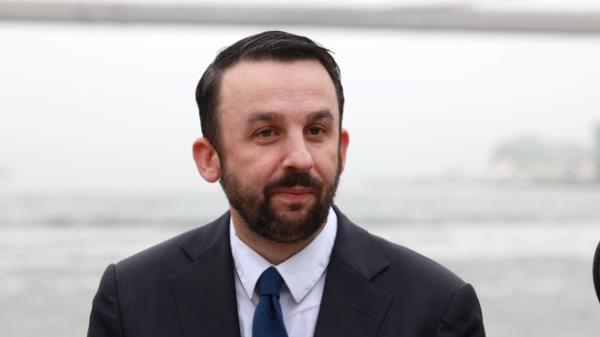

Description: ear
[192,137,221,182]
[339,128,350,170]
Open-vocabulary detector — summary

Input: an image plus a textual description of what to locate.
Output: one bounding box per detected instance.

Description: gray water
[1,179,599,336]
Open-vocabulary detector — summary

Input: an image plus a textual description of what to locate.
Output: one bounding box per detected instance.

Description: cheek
[311,147,340,177]
[235,150,283,181]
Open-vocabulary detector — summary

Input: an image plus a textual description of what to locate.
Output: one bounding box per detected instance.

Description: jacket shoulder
[366,233,485,336]
[371,232,465,288]
[334,208,465,292]
[113,212,229,286]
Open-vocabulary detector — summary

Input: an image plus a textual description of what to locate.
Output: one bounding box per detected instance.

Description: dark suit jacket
[594,241,600,304]
[88,207,485,337]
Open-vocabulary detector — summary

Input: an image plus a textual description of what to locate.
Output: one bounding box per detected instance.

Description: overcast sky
[1,23,599,192]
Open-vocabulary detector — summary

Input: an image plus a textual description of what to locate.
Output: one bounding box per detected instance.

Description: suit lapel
[168,208,392,337]
[170,213,241,337]
[314,207,393,337]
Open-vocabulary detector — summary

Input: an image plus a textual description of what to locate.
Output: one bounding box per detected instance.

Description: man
[595,241,600,304]
[88,31,485,337]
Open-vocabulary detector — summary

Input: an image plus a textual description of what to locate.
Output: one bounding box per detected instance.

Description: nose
[281,134,314,172]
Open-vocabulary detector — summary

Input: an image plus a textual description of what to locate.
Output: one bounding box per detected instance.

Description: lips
[271,186,316,202]
[272,186,314,194]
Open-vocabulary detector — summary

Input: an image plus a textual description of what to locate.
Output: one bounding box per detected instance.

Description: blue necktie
[253,267,289,337]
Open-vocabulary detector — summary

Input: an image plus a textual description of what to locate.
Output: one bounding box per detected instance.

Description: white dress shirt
[229,208,337,337]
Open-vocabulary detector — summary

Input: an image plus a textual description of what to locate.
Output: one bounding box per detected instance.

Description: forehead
[217,59,339,123]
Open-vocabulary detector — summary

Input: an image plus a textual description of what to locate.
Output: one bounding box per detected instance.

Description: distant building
[489,129,600,183]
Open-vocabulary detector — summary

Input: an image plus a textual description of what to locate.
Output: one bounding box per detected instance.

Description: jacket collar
[171,212,242,337]
[313,205,393,337]
[172,207,392,337]
[330,205,390,279]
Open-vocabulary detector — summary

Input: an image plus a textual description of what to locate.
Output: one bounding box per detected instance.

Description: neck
[230,209,325,265]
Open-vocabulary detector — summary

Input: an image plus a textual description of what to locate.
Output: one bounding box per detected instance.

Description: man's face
[215,59,349,243]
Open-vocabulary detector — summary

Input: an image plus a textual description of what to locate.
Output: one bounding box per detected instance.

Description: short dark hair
[195,31,344,150]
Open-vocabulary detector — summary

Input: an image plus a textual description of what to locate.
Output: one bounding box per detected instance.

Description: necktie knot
[256,266,284,297]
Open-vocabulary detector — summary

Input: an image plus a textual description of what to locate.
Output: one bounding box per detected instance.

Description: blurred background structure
[3,0,600,33]
[1,1,600,337]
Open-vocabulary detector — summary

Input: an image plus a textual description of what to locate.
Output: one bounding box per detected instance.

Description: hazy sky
[1,23,599,192]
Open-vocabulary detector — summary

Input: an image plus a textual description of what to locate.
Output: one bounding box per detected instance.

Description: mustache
[265,171,323,193]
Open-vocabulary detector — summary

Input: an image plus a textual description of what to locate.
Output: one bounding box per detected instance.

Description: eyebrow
[307,110,334,123]
[246,110,334,124]
[246,112,285,124]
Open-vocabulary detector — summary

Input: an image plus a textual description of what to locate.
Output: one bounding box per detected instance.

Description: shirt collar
[229,208,337,303]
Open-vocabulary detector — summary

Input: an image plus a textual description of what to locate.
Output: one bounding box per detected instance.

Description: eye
[255,128,277,138]
[306,126,326,136]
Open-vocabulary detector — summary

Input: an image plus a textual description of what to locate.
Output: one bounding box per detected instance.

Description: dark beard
[219,163,341,243]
